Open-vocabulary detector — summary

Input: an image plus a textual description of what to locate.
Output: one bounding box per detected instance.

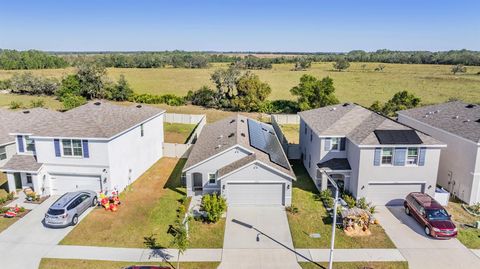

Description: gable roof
[0,154,43,172]
[397,101,480,143]
[183,115,295,179]
[9,101,165,139]
[299,103,442,146]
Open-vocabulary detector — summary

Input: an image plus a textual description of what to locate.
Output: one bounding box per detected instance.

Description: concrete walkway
[296,248,406,263]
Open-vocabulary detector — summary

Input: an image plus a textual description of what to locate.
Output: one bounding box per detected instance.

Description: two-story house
[398,101,480,205]
[299,103,445,205]
[0,101,165,196]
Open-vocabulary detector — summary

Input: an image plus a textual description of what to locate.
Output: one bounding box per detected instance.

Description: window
[140,124,144,137]
[208,173,216,184]
[407,148,418,165]
[331,138,340,151]
[25,136,35,152]
[62,139,83,157]
[0,146,6,160]
[26,173,32,184]
[381,148,393,165]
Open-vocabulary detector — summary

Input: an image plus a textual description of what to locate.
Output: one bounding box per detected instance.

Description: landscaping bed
[287,161,395,249]
[446,199,480,249]
[299,261,408,269]
[39,259,219,269]
[164,123,197,144]
[0,206,30,233]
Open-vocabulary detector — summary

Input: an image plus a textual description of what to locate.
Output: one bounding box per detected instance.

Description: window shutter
[82,140,89,158]
[340,138,346,151]
[394,148,406,166]
[324,138,331,151]
[374,148,381,166]
[17,135,24,153]
[54,139,61,157]
[418,147,426,166]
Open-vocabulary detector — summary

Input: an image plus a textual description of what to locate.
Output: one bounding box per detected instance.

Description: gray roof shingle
[317,158,351,171]
[1,154,43,172]
[299,103,443,146]
[397,101,480,143]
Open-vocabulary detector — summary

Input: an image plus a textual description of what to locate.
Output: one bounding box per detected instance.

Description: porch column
[186,173,193,197]
[320,171,328,191]
[6,173,16,194]
[31,174,41,195]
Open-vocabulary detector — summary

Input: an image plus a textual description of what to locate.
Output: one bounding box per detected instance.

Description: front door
[193,173,203,191]
[13,173,22,191]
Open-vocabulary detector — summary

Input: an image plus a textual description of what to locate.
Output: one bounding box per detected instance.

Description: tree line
[0,49,69,70]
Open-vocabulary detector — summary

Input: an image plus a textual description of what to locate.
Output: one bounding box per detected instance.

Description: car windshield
[426,209,450,220]
[47,208,65,215]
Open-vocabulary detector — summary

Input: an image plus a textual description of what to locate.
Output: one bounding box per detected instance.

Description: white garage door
[227,183,284,206]
[367,182,425,205]
[50,174,102,195]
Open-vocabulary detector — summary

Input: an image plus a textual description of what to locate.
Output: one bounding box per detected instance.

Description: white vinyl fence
[163,113,207,158]
[271,114,301,160]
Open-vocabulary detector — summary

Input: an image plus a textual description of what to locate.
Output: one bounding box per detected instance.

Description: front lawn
[61,158,225,249]
[164,123,197,144]
[39,259,219,269]
[287,161,395,249]
[446,199,480,249]
[299,261,408,269]
[188,218,225,248]
[279,124,300,144]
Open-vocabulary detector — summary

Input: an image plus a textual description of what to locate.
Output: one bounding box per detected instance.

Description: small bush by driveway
[287,161,395,249]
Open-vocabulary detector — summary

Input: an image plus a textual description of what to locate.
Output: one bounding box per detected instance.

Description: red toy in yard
[99,191,121,212]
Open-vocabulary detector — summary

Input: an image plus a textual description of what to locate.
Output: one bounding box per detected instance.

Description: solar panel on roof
[374,130,423,145]
[247,119,290,169]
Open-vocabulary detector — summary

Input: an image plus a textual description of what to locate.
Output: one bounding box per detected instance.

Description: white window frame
[330,137,341,151]
[381,147,394,166]
[208,173,216,185]
[0,146,6,160]
[61,139,83,157]
[25,136,35,152]
[406,147,419,166]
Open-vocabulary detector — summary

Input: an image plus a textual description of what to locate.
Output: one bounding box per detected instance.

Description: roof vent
[22,110,30,114]
[241,133,246,137]
[435,110,440,113]
[331,107,337,111]
[453,115,459,119]
[230,119,236,124]
[228,133,235,138]
[136,104,142,108]
[428,111,433,115]
[466,104,476,108]
[343,103,350,107]
[218,135,223,139]
[215,145,222,149]
[464,119,471,123]
[241,119,245,123]
[475,119,480,123]
[94,102,101,106]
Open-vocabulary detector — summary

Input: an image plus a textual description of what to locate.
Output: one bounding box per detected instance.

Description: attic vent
[261,128,268,132]
[22,110,30,114]
[94,102,101,106]
[228,133,235,138]
[331,107,337,111]
[241,133,246,137]
[218,135,224,139]
[466,104,476,108]
[215,145,222,149]
[241,119,245,123]
[453,115,459,119]
[230,119,236,124]
[136,104,142,108]
[269,131,275,135]
[464,119,471,123]
[343,103,350,107]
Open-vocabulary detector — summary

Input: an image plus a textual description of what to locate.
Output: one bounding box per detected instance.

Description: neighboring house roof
[14,101,165,139]
[397,101,480,143]
[0,108,61,145]
[183,115,295,179]
[298,103,442,146]
[1,154,43,172]
[317,158,351,171]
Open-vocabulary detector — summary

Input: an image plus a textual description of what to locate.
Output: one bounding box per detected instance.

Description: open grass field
[445,199,480,249]
[287,161,395,249]
[39,259,219,269]
[1,62,479,105]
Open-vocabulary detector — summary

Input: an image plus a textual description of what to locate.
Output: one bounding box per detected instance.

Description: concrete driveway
[376,206,480,269]
[0,196,94,269]
[219,206,301,269]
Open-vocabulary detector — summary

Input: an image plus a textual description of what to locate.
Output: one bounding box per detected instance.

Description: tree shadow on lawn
[164,158,187,196]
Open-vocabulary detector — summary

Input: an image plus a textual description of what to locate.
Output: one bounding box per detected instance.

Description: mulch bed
[1,209,31,219]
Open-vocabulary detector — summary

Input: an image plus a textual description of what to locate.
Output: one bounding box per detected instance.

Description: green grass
[188,218,225,248]
[0,217,18,234]
[446,199,480,249]
[164,123,197,144]
[299,261,409,269]
[279,124,300,144]
[287,161,395,249]
[1,62,479,105]
[39,259,219,269]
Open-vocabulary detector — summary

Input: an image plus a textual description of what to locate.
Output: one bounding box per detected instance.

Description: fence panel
[271,114,300,160]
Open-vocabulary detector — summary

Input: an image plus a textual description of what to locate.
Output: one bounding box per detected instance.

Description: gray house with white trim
[299,103,445,205]
[398,101,480,205]
[182,115,295,206]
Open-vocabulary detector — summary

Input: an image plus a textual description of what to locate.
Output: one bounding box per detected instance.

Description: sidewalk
[296,248,406,262]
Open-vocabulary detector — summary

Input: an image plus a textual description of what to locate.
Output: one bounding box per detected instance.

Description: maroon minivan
[404,192,457,239]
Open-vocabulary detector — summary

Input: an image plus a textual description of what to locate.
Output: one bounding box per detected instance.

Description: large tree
[290,75,339,111]
[332,58,350,71]
[109,75,134,101]
[232,72,272,112]
[370,90,421,116]
[210,66,241,100]
[76,63,108,99]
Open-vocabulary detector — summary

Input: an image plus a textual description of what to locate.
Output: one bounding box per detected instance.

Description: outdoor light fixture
[256,233,260,242]
[361,185,365,190]
[428,185,432,189]
[287,184,290,190]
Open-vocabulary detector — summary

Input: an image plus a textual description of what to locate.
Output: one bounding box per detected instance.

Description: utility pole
[323,171,339,269]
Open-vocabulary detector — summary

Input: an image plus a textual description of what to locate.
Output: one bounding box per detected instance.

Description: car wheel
[92,197,98,207]
[405,206,411,216]
[424,226,431,236]
[72,215,79,226]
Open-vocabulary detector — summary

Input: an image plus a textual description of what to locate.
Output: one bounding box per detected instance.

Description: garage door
[227,183,284,206]
[50,174,102,195]
[367,182,425,205]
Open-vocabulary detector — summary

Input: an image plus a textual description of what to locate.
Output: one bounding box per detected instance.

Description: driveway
[0,196,93,269]
[219,206,301,269]
[376,206,480,269]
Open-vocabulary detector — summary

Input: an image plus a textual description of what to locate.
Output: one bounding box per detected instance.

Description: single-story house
[182,115,295,206]
[398,101,480,205]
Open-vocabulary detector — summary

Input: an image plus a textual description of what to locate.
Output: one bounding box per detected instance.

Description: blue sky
[0,0,479,52]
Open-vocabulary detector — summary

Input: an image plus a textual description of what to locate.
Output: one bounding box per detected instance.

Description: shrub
[319,189,335,209]
[186,86,218,108]
[369,205,376,214]
[0,197,5,205]
[60,93,87,110]
[201,193,227,223]
[30,99,45,108]
[342,194,356,209]
[286,205,299,214]
[7,192,14,201]
[356,197,370,210]
[130,93,186,106]
[9,101,23,109]
[0,207,9,214]
[18,206,26,213]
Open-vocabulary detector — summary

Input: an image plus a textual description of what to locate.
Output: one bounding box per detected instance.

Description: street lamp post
[322,170,339,269]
